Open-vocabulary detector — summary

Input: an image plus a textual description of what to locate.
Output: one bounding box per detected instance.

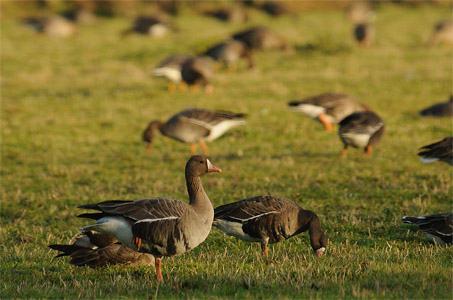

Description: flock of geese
[19,0,452,282]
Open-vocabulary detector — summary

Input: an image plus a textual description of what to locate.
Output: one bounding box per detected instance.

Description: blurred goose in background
[213,195,328,257]
[338,111,385,157]
[142,108,247,155]
[77,156,221,281]
[428,20,453,47]
[49,231,155,267]
[22,16,77,37]
[61,7,96,24]
[181,56,215,94]
[419,95,453,118]
[232,26,293,53]
[344,1,375,24]
[152,54,193,91]
[122,15,178,37]
[402,213,453,245]
[354,23,375,47]
[203,7,249,23]
[204,39,254,70]
[289,93,369,132]
[418,137,453,165]
[259,2,289,17]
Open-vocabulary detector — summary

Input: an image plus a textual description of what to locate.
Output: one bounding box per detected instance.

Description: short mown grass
[1,1,452,299]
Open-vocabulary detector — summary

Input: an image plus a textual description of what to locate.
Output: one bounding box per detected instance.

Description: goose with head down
[402,213,453,245]
[152,54,193,92]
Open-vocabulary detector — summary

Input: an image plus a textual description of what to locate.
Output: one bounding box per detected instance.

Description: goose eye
[200,160,204,164]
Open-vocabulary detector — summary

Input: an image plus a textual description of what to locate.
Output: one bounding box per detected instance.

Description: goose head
[142,120,164,152]
[185,155,222,177]
[312,231,328,257]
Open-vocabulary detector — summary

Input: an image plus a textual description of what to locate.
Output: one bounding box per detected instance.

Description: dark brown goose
[354,23,375,47]
[181,57,215,94]
[152,54,193,91]
[142,108,247,155]
[78,156,221,281]
[232,26,293,53]
[22,16,77,37]
[122,15,178,37]
[289,93,369,132]
[49,231,155,267]
[338,111,385,157]
[428,20,453,47]
[402,213,453,245]
[213,195,327,257]
[419,96,453,118]
[204,39,254,70]
[418,137,453,165]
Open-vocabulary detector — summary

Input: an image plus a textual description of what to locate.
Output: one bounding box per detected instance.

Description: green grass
[1,2,452,299]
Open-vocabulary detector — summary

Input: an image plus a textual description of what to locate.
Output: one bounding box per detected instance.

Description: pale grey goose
[142,108,247,155]
[213,195,327,256]
[77,155,221,281]
[289,93,369,132]
[402,213,453,245]
[418,137,453,165]
[338,111,385,158]
[49,231,155,267]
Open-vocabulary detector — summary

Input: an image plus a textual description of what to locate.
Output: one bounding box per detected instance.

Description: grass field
[1,1,452,299]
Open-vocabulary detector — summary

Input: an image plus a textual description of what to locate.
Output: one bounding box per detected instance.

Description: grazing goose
[354,23,374,47]
[203,7,249,23]
[418,137,453,165]
[152,54,193,91]
[232,26,293,53]
[22,16,77,37]
[213,195,327,257]
[402,213,453,245]
[122,15,178,37]
[338,111,385,158]
[49,231,155,267]
[77,156,221,281]
[419,96,453,118]
[289,93,368,132]
[142,108,247,155]
[259,2,289,17]
[181,57,215,94]
[428,20,453,47]
[204,39,254,70]
[344,1,375,24]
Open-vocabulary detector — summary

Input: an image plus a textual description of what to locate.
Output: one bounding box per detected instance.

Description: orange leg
[168,82,176,92]
[341,147,348,158]
[318,113,333,132]
[190,84,199,93]
[190,144,197,154]
[146,143,151,153]
[178,81,187,92]
[365,145,373,156]
[131,236,142,251]
[261,240,269,257]
[199,141,209,156]
[155,258,164,282]
[204,84,214,95]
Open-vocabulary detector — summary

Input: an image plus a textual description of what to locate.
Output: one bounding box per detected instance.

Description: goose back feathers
[205,39,254,69]
[402,213,453,245]
[232,26,292,52]
[419,96,453,118]
[418,137,453,165]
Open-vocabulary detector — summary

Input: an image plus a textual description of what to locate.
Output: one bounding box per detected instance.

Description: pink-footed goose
[77,156,221,281]
[49,231,155,267]
[289,93,369,132]
[213,195,327,257]
[418,137,453,165]
[338,111,385,158]
[142,108,247,155]
[402,213,452,245]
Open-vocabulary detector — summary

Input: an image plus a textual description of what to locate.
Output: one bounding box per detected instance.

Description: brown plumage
[402,213,453,245]
[213,195,327,256]
[232,26,293,52]
[22,16,77,37]
[122,15,178,37]
[418,137,453,165]
[419,96,453,118]
[204,39,254,69]
[203,7,248,23]
[181,57,215,94]
[428,20,453,47]
[354,23,375,47]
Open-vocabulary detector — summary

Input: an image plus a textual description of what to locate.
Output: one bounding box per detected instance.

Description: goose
[354,23,375,47]
[49,231,155,267]
[77,155,221,281]
[204,39,254,70]
[428,20,453,47]
[232,26,293,53]
[142,108,247,155]
[344,1,375,24]
[181,56,215,94]
[338,111,385,158]
[259,2,289,17]
[22,16,77,37]
[402,213,453,245]
[122,15,178,37]
[418,137,453,165]
[152,54,193,92]
[289,93,369,132]
[203,7,249,23]
[213,195,327,256]
[419,96,453,118]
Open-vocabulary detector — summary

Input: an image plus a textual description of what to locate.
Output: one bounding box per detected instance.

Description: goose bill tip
[315,247,325,257]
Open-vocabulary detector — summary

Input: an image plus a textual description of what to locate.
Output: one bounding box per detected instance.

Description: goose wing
[339,111,384,135]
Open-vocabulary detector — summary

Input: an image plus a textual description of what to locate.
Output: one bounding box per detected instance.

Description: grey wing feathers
[402,213,453,238]
[418,137,453,162]
[178,109,246,126]
[339,111,384,135]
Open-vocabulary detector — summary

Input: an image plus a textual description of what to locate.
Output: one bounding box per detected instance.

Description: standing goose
[204,39,254,70]
[142,108,247,155]
[419,96,453,118]
[428,20,453,47]
[152,54,193,92]
[289,93,369,132]
[49,231,155,267]
[213,195,327,257]
[354,23,375,47]
[181,56,215,94]
[232,26,293,53]
[418,137,453,165]
[77,156,221,281]
[402,213,453,245]
[338,111,385,158]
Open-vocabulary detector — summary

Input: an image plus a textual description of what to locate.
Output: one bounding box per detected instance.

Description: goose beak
[315,247,325,257]
[207,159,222,173]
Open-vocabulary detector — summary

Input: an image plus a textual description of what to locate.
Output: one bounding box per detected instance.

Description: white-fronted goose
[213,195,327,256]
[122,15,178,37]
[289,93,369,132]
[181,56,215,94]
[49,231,155,267]
[142,108,247,155]
[152,54,193,91]
[204,39,254,70]
[418,137,453,165]
[419,96,453,118]
[232,26,293,53]
[203,7,249,23]
[338,111,385,157]
[428,20,453,47]
[402,213,453,245]
[22,16,77,37]
[78,155,221,281]
[354,23,374,47]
